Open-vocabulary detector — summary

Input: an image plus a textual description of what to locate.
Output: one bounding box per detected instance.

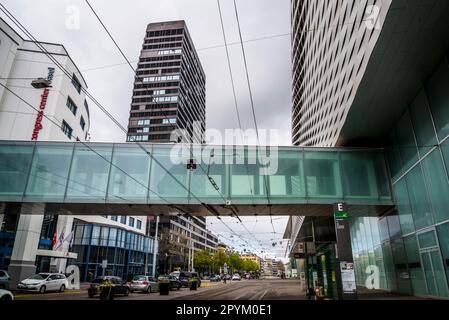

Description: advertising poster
[340,261,356,293]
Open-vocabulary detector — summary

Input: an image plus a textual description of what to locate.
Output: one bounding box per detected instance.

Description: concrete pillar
[8,203,45,289]
[334,203,357,300]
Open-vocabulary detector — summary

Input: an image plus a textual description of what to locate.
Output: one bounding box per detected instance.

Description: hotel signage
[31,67,55,140]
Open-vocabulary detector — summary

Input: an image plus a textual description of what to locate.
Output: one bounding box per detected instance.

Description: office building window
[137,220,142,230]
[120,216,126,224]
[66,97,78,116]
[71,74,82,93]
[80,116,86,131]
[110,216,118,222]
[61,120,73,139]
[84,100,90,116]
[162,118,177,124]
[129,217,135,227]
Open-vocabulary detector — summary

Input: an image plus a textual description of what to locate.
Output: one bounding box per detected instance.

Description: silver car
[129,275,158,293]
[0,270,10,290]
[17,273,68,294]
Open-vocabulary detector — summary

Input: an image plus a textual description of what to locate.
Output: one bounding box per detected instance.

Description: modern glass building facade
[350,54,449,299]
[69,221,157,282]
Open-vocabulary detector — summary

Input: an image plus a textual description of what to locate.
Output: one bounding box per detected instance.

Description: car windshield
[133,276,146,281]
[29,274,46,280]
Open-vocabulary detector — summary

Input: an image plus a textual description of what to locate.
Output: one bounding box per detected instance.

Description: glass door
[418,229,449,298]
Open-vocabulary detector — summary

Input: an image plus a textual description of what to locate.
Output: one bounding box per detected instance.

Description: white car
[0,289,13,300]
[232,274,241,281]
[17,273,68,294]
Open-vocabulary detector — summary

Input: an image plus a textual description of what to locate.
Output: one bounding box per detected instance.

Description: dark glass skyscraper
[127,20,205,143]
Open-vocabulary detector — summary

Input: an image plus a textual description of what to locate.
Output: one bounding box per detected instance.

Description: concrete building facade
[287,0,449,299]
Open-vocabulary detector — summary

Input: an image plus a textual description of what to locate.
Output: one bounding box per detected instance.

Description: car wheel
[124,288,129,296]
[59,284,65,292]
[0,295,12,301]
[39,285,46,294]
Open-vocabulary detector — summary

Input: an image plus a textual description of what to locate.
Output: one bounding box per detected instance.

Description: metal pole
[152,215,159,276]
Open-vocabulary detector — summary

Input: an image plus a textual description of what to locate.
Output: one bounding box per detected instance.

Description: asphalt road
[13,279,306,301]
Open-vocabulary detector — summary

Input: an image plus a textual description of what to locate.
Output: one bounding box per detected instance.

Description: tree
[229,252,243,273]
[194,249,213,274]
[212,249,229,273]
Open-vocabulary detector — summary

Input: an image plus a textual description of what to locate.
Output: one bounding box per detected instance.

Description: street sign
[223,263,228,274]
[101,260,107,269]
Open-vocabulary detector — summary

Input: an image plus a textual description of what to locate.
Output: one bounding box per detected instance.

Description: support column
[334,203,357,300]
[8,203,45,289]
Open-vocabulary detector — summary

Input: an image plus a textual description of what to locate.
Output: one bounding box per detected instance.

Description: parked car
[160,275,181,290]
[179,271,202,288]
[223,274,231,280]
[129,275,158,293]
[0,289,13,300]
[210,275,221,282]
[88,276,130,298]
[17,273,68,294]
[232,274,241,281]
[0,270,10,290]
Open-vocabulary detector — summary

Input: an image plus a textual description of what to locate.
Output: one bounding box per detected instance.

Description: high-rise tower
[127,20,206,143]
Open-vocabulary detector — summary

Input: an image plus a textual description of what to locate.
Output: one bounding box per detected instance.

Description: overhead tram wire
[216,0,257,217]
[0,4,213,211]
[84,0,231,208]
[0,82,181,207]
[232,0,274,232]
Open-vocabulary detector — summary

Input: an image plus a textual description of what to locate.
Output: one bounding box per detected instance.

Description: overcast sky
[2,0,292,259]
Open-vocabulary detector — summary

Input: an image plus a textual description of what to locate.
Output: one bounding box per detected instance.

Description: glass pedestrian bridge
[0,141,394,217]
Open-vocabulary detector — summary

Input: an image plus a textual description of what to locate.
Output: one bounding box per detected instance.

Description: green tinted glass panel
[425,59,449,141]
[66,144,112,201]
[441,139,449,182]
[0,143,34,198]
[387,130,403,181]
[418,231,437,249]
[421,149,449,223]
[108,145,151,202]
[403,235,427,296]
[421,252,437,296]
[25,143,73,200]
[190,145,228,200]
[406,165,433,230]
[430,250,449,297]
[393,179,415,234]
[437,223,449,289]
[268,148,305,198]
[396,111,419,171]
[341,152,379,199]
[231,146,267,198]
[409,89,438,156]
[149,144,188,201]
[304,151,342,198]
[391,238,412,294]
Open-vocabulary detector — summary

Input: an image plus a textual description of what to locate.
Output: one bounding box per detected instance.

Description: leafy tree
[212,249,229,273]
[229,252,243,273]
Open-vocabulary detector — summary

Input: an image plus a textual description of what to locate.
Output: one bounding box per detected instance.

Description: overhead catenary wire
[83,0,231,208]
[0,3,211,209]
[0,82,186,207]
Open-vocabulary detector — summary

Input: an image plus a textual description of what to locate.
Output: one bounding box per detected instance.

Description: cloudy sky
[2,0,292,259]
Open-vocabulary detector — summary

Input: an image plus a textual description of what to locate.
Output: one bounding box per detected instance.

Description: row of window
[109,216,142,230]
[126,134,171,142]
[146,29,183,38]
[158,49,182,55]
[143,75,180,83]
[153,96,178,103]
